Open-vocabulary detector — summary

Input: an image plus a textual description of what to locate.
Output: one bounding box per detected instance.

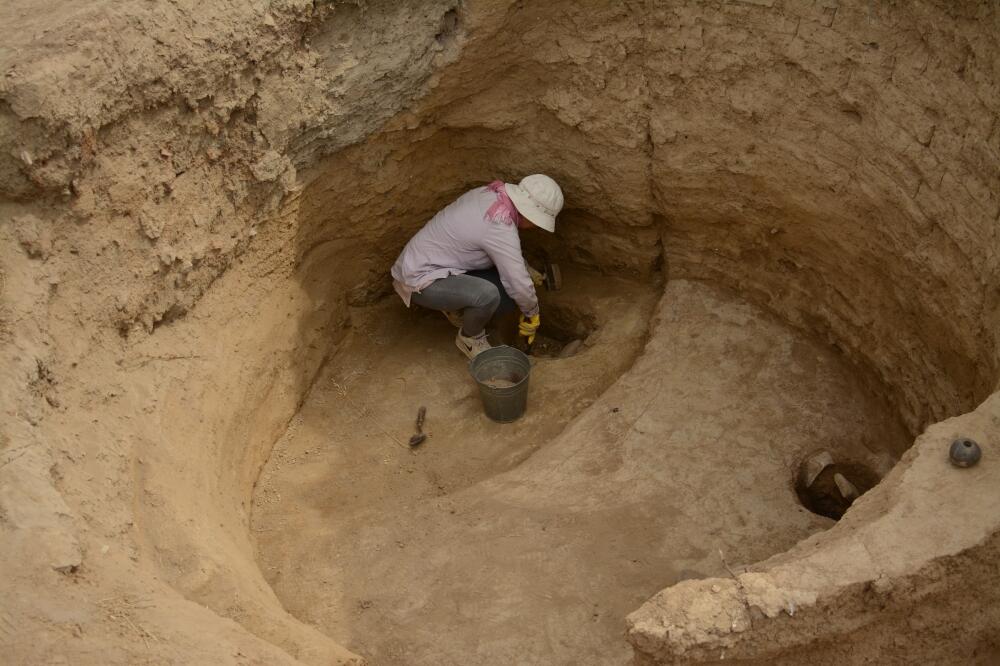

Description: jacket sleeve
[482,224,539,317]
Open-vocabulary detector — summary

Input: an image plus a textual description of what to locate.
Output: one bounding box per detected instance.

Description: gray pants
[410,272,505,337]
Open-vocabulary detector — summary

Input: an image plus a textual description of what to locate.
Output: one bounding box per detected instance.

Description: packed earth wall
[1,1,998,664]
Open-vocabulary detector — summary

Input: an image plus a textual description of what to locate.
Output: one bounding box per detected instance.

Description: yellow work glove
[519,313,541,344]
[527,265,545,288]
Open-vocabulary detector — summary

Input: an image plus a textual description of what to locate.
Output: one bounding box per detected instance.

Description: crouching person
[390,175,564,359]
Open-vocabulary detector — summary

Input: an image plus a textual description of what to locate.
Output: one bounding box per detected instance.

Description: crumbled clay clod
[627,578,752,657]
[14,215,52,259]
[139,211,165,240]
[251,150,288,182]
[158,246,178,266]
[744,573,819,619]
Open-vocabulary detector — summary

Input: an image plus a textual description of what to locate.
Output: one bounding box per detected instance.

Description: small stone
[51,543,83,574]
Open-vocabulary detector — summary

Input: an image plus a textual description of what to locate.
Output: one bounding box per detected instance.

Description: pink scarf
[484,180,520,226]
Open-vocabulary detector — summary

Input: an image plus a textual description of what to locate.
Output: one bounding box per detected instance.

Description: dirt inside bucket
[483,376,521,389]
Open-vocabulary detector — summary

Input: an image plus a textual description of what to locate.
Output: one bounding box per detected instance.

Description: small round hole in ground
[527,333,571,357]
[520,302,597,358]
[795,456,881,521]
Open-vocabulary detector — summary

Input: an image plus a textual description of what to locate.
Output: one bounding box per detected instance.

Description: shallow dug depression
[1,2,999,665]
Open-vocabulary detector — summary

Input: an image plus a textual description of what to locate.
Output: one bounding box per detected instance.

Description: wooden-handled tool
[408,406,427,447]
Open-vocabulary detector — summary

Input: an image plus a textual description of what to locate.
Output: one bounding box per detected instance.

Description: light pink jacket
[390,186,539,316]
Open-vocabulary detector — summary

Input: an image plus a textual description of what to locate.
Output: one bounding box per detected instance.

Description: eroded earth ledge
[1,1,999,664]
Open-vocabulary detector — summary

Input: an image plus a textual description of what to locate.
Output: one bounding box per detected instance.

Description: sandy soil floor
[251,276,909,665]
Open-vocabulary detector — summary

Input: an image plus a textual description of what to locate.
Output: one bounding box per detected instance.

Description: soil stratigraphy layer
[252,278,908,665]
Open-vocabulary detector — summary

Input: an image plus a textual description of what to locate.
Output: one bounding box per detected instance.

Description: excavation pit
[523,302,597,358]
[249,271,911,665]
[794,456,881,521]
[4,2,1000,665]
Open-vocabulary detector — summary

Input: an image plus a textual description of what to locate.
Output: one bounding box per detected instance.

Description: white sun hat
[504,174,564,232]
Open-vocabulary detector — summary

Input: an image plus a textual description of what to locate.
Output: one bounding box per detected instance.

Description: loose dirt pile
[1,1,999,664]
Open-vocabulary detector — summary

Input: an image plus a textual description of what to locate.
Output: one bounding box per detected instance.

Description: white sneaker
[442,310,463,328]
[455,330,491,359]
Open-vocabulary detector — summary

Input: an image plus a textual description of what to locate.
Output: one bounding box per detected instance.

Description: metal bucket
[469,346,531,422]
